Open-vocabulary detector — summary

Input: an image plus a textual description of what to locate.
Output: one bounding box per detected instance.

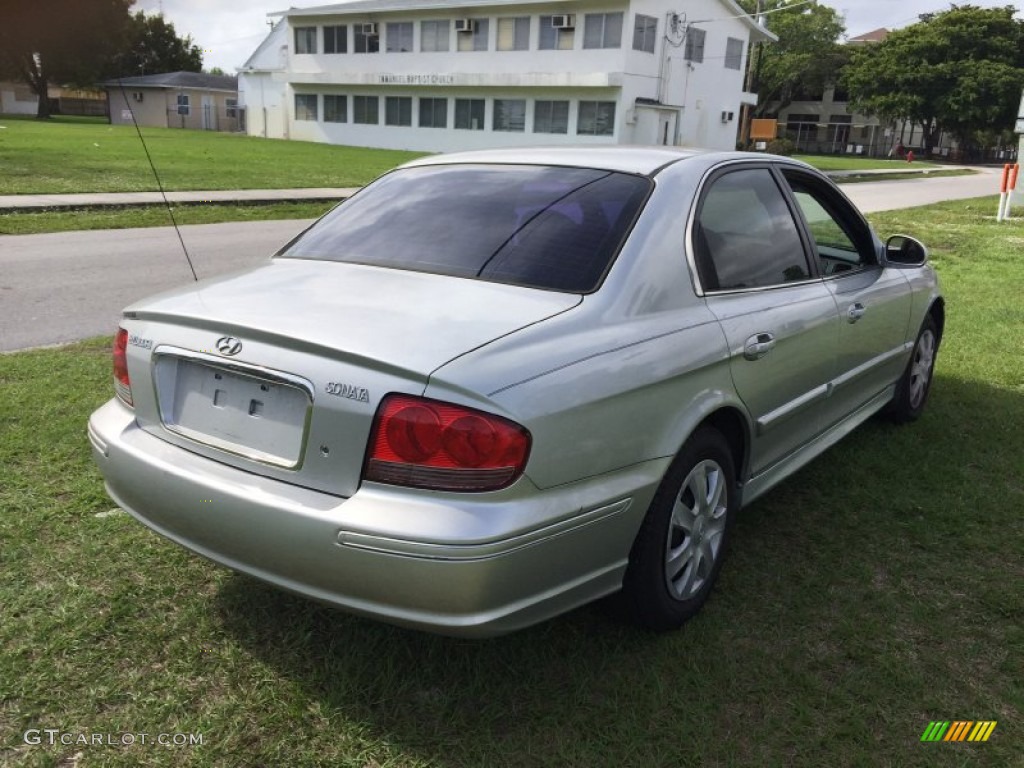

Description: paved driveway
[0,167,1006,352]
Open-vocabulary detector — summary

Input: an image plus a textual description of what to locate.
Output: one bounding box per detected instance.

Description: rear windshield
[278,164,651,292]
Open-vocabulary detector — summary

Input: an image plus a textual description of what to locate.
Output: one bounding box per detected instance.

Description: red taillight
[113,327,133,406]
[364,394,531,491]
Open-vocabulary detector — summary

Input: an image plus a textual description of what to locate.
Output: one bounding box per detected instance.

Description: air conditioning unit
[455,18,476,33]
[357,22,379,36]
[551,14,576,29]
[131,92,144,103]
[721,110,735,123]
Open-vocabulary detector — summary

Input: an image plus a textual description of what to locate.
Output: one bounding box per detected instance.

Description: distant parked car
[88,148,943,637]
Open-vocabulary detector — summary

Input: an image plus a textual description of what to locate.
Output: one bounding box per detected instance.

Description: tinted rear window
[279,164,651,292]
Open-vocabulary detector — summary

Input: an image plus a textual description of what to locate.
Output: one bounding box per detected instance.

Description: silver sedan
[88,148,943,636]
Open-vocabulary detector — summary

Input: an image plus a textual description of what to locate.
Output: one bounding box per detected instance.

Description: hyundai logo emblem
[216,336,243,356]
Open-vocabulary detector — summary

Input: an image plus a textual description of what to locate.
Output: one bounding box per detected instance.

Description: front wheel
[620,427,737,631]
[887,314,939,423]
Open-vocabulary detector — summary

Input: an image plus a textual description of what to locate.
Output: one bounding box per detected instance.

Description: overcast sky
[132,0,1024,73]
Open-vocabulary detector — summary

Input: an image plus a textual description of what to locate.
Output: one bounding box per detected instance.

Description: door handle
[847,303,866,323]
[743,332,776,360]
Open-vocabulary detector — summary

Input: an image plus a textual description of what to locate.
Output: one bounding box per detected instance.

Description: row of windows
[293,14,707,55]
[294,93,616,135]
[172,94,238,117]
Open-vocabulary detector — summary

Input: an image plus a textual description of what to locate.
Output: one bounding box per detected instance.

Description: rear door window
[280,164,651,292]
[693,167,812,291]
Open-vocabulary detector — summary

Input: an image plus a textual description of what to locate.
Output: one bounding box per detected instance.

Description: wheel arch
[928,297,945,343]
[698,407,750,485]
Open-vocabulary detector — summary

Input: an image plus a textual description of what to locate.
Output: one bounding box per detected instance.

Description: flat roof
[273,0,776,41]
[277,0,571,16]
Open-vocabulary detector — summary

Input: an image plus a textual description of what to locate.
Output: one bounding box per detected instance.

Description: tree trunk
[34,85,51,119]
[920,120,940,154]
[23,55,51,119]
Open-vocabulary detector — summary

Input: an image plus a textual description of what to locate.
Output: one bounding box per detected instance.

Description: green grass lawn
[0,201,335,235]
[0,114,424,193]
[796,154,942,171]
[1,205,1022,766]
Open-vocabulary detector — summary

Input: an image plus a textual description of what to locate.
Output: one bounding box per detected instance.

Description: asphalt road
[0,220,311,351]
[0,167,1006,352]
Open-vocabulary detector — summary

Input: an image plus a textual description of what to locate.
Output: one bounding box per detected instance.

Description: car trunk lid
[122,259,580,497]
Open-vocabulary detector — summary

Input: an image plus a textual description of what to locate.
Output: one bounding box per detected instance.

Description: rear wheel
[621,427,737,631]
[887,314,938,423]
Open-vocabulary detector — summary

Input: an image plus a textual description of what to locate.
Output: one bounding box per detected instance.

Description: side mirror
[885,235,929,266]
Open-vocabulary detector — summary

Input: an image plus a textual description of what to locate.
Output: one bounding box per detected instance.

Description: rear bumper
[88,399,667,637]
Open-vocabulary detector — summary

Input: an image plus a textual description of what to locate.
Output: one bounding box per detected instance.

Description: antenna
[116,76,199,282]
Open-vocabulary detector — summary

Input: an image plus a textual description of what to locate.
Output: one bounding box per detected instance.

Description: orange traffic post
[1006,163,1020,220]
[997,164,1011,221]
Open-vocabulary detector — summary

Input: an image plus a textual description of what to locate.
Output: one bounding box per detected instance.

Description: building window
[539,16,575,50]
[577,101,615,136]
[421,20,450,51]
[583,13,623,49]
[386,22,414,52]
[324,25,347,54]
[324,94,347,122]
[176,94,190,115]
[225,98,238,118]
[353,95,379,123]
[534,100,569,134]
[294,26,317,54]
[355,24,380,53]
[684,27,706,63]
[295,93,318,121]
[724,37,743,70]
[457,19,489,51]
[493,99,525,132]
[633,14,657,53]
[385,96,412,126]
[455,98,485,130]
[497,17,529,50]
[419,97,448,128]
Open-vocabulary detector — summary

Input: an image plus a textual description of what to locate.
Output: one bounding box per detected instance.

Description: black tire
[887,314,939,423]
[620,427,737,631]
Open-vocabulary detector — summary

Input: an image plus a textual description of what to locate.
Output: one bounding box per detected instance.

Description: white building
[239,0,773,152]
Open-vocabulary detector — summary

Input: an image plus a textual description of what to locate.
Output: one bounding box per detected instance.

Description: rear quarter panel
[426,164,750,490]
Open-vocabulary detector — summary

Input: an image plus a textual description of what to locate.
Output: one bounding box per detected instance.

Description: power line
[687,0,817,26]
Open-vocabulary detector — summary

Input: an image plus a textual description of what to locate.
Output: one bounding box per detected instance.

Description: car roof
[399,146,718,177]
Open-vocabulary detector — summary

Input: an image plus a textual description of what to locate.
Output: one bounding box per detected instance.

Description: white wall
[240,0,760,151]
[0,82,39,115]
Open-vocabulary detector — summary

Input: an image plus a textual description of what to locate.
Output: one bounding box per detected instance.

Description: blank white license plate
[159,358,310,467]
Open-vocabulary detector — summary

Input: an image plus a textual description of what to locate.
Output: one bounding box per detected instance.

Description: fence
[779,119,1019,162]
[164,104,243,132]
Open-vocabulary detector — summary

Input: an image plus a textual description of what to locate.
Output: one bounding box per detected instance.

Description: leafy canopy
[842,4,1024,148]
[0,0,134,116]
[0,1,204,117]
[737,0,847,118]
[119,11,204,77]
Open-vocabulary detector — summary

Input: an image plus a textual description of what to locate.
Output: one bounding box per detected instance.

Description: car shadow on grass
[210,373,1022,767]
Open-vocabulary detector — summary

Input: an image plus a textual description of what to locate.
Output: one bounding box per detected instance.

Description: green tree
[117,11,204,77]
[738,0,847,118]
[843,4,1024,152]
[0,0,133,118]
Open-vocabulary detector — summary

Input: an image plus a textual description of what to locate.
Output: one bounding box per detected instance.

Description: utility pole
[739,0,764,147]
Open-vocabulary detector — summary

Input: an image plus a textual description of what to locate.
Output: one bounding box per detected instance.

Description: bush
[766,138,796,156]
